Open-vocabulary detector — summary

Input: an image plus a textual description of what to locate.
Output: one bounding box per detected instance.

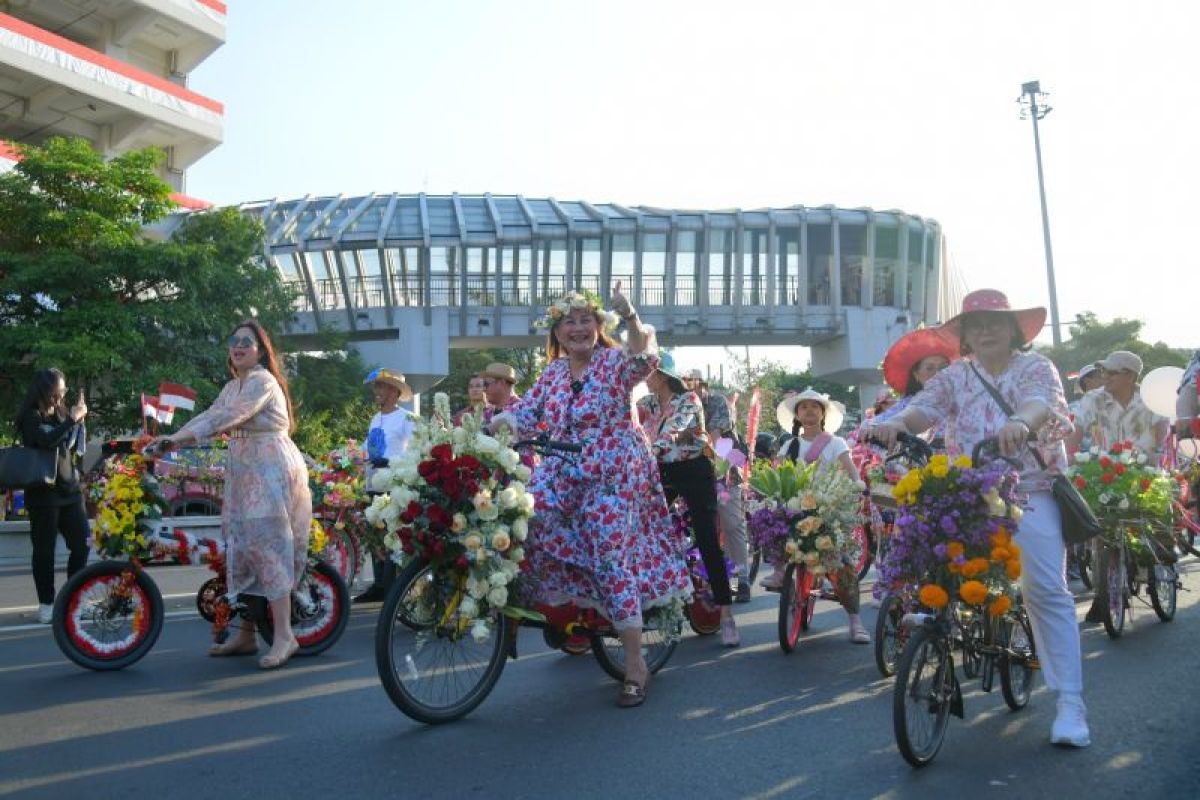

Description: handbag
[968,362,1103,544]
[0,446,59,490]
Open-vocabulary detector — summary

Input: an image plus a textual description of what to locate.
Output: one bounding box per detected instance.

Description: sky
[187,0,1199,377]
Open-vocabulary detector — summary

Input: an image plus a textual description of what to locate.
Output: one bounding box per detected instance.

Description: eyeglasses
[227,335,256,349]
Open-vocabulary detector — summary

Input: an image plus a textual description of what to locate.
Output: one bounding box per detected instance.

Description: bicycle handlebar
[513,436,583,454]
[867,431,934,466]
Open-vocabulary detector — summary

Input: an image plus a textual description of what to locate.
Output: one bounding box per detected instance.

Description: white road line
[0,608,202,633]
[0,592,198,615]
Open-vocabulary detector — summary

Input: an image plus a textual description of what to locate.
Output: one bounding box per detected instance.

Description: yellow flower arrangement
[308,517,328,558]
[91,453,169,560]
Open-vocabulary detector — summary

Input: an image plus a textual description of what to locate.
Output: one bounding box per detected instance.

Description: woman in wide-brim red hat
[866,287,1091,749]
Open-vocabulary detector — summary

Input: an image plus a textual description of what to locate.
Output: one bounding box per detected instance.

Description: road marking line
[0,608,203,633]
[0,592,198,615]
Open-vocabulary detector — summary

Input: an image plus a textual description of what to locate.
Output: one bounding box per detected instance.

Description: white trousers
[718,482,749,576]
[1016,491,1084,695]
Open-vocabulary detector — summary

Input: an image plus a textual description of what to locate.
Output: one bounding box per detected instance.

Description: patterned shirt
[637,391,708,463]
[1074,387,1167,456]
[907,352,1072,489]
[701,390,733,436]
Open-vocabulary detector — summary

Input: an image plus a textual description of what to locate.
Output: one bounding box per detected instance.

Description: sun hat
[1075,362,1102,392]
[656,351,687,394]
[363,368,413,402]
[1099,350,1143,377]
[775,387,845,433]
[939,289,1047,346]
[882,327,959,394]
[482,363,518,384]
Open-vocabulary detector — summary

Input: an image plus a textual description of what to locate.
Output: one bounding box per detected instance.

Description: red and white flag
[158,382,196,411]
[743,387,762,480]
[142,396,175,424]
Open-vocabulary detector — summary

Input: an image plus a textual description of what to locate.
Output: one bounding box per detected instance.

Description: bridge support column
[351,307,451,398]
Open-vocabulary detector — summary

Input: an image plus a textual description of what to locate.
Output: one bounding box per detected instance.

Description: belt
[228,429,280,439]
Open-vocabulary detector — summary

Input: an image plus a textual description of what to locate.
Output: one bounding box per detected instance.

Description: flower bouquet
[366,393,537,641]
[309,440,379,573]
[1068,440,1178,564]
[91,452,171,561]
[878,454,1024,616]
[747,460,862,572]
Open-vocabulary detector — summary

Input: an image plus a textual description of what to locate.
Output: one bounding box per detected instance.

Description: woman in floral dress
[156,320,312,670]
[500,283,691,708]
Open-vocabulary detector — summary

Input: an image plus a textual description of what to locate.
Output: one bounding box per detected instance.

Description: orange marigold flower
[919,584,950,609]
[990,527,1011,547]
[946,541,965,560]
[991,546,1010,563]
[961,557,991,578]
[988,595,1012,617]
[1005,559,1022,579]
[1006,542,1021,559]
[947,561,962,574]
[959,580,989,605]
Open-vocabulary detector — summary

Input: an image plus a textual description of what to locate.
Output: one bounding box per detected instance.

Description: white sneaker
[1050,695,1090,747]
[37,604,53,624]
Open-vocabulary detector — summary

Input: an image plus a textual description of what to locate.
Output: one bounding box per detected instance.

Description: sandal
[849,623,871,644]
[720,617,740,648]
[616,674,649,708]
[258,638,299,670]
[209,639,258,657]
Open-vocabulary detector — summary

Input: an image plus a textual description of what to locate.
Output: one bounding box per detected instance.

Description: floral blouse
[907,352,1072,489]
[637,391,708,463]
[1073,388,1167,456]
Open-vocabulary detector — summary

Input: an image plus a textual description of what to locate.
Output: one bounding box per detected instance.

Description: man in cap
[355,368,416,604]
[481,363,522,422]
[1067,351,1168,461]
[683,368,752,603]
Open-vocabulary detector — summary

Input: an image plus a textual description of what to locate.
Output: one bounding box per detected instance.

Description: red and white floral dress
[514,346,691,628]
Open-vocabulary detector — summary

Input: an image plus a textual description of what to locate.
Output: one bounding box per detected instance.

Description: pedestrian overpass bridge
[224,194,955,405]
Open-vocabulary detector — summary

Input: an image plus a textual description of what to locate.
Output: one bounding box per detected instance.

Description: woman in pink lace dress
[156,320,312,670]
[497,283,691,708]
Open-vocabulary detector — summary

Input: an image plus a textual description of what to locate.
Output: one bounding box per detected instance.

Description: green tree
[0,137,295,433]
[1037,313,1189,396]
[288,333,375,454]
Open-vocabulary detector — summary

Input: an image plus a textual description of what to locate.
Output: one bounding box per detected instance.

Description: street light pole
[1018,80,1062,347]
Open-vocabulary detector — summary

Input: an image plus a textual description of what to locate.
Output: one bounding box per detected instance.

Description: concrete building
[0,0,224,204]
[212,194,962,408]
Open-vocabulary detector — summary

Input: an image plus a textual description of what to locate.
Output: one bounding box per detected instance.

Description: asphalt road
[1,557,1198,800]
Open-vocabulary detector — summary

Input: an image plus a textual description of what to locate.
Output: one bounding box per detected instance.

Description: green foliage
[288,333,376,454]
[0,137,295,434]
[749,459,818,501]
[1037,312,1189,396]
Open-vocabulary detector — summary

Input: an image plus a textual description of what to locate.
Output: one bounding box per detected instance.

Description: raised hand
[610,280,633,319]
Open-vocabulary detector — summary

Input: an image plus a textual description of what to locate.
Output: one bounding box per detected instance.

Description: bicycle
[888,437,1037,767]
[53,453,350,671]
[1092,517,1181,638]
[374,437,681,725]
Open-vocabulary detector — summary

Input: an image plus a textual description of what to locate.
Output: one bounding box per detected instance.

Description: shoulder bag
[968,362,1103,544]
[0,446,59,490]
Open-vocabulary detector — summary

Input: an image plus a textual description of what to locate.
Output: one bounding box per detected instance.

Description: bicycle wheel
[396,562,436,630]
[686,594,722,636]
[255,560,351,655]
[748,542,761,583]
[375,558,511,724]
[52,561,164,671]
[874,593,906,677]
[1076,541,1093,591]
[778,563,812,653]
[852,524,873,582]
[591,608,680,683]
[1147,563,1178,622]
[893,625,954,768]
[960,615,983,680]
[321,525,357,587]
[195,575,226,623]
[998,609,1037,710]
[1097,542,1128,639]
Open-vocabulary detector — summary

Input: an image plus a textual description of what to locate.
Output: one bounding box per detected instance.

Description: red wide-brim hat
[882,328,960,393]
[939,289,1047,346]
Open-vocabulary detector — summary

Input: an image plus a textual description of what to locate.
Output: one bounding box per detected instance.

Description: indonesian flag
[158,382,197,411]
[142,396,175,424]
[743,387,762,480]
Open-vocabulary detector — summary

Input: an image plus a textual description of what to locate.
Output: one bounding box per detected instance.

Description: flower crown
[533,290,621,334]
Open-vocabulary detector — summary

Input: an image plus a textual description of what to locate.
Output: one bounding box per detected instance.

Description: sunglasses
[227,335,257,349]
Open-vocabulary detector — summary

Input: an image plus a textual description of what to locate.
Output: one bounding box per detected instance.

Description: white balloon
[1178,438,1200,462]
[1140,366,1184,418]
